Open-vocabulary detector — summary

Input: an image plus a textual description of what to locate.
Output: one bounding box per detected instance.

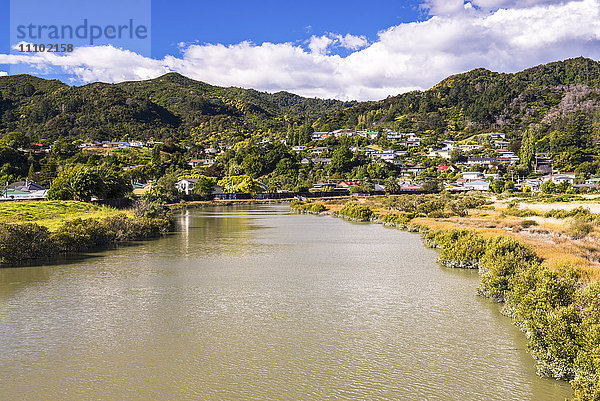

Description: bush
[478,237,539,301]
[0,214,173,264]
[567,217,595,239]
[378,212,415,225]
[437,230,486,268]
[0,223,53,263]
[520,220,538,228]
[337,202,373,221]
[290,200,326,214]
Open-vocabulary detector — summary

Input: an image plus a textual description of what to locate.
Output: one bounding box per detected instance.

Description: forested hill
[315,57,600,140]
[0,72,354,145]
[1,57,600,147]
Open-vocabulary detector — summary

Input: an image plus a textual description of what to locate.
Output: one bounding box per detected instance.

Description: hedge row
[426,228,600,400]
[0,214,174,264]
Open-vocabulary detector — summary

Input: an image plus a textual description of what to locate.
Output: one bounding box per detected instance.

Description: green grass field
[0,201,129,231]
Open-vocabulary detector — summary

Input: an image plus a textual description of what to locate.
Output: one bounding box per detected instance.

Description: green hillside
[1,57,599,158]
[315,57,600,138]
[0,72,353,145]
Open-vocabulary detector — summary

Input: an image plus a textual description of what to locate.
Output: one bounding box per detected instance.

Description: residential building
[494,140,509,150]
[427,149,452,159]
[437,165,457,173]
[311,147,329,154]
[459,144,482,151]
[311,132,332,141]
[2,181,48,200]
[372,150,396,161]
[464,180,490,191]
[542,172,578,185]
[338,180,360,190]
[188,159,203,168]
[176,178,199,195]
[462,171,485,181]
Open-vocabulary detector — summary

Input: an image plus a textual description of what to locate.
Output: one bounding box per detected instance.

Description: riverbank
[0,200,174,265]
[291,195,600,401]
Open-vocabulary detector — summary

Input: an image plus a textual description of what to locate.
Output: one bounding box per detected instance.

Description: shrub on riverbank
[425,229,486,269]
[0,214,174,264]
[376,211,416,226]
[290,200,326,214]
[336,202,373,221]
[425,226,600,396]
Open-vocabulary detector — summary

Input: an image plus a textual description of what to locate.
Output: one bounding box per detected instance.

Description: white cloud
[421,0,568,15]
[0,71,7,77]
[307,33,368,54]
[308,35,335,55]
[335,34,369,51]
[0,0,599,101]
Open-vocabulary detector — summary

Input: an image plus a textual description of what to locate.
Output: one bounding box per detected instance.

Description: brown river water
[0,205,572,400]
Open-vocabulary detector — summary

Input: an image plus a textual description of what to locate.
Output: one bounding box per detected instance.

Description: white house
[427,149,452,159]
[291,146,307,152]
[372,150,396,161]
[176,178,199,195]
[311,132,332,141]
[397,138,422,148]
[356,131,379,139]
[459,144,482,151]
[462,171,485,181]
[543,173,578,185]
[464,180,490,191]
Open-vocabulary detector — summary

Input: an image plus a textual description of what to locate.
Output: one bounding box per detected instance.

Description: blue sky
[1,0,600,100]
[150,0,423,58]
[1,0,423,76]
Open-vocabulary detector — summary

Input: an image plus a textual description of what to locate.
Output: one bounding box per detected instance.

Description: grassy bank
[291,194,600,401]
[0,201,125,230]
[0,200,173,265]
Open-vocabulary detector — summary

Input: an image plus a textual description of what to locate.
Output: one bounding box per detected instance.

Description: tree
[330,146,353,173]
[148,172,179,203]
[490,180,505,194]
[151,144,162,165]
[27,164,35,182]
[52,137,78,157]
[1,131,30,149]
[274,158,299,178]
[519,130,535,172]
[47,165,131,201]
[193,175,218,195]
[503,180,515,193]
[541,180,556,194]
[384,176,400,193]
[422,181,440,192]
[241,153,265,178]
[556,181,571,193]
[450,149,466,163]
[218,175,263,194]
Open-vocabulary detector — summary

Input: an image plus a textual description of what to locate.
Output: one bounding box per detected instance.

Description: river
[0,205,572,400]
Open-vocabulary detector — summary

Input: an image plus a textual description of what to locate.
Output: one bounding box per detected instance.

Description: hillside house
[311,132,332,141]
[462,171,485,181]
